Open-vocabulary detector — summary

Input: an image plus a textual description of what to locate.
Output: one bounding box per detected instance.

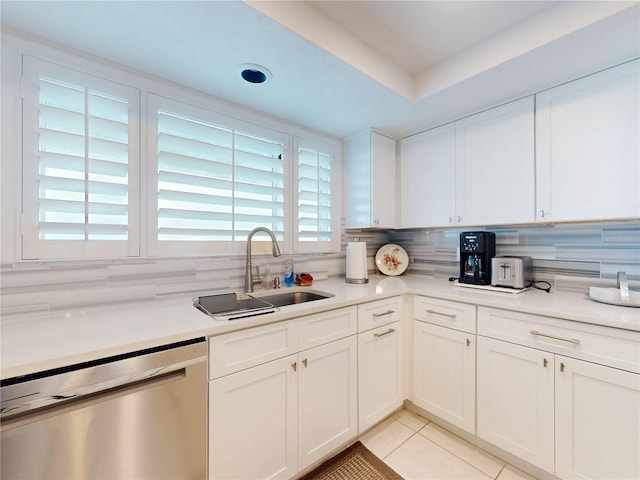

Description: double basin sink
[194,289,334,320]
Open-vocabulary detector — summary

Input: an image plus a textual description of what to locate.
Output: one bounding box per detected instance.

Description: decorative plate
[375,244,409,276]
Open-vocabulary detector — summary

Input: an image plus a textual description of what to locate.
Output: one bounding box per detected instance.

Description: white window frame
[292,136,339,254]
[21,55,140,260]
[5,34,342,263]
[146,93,291,256]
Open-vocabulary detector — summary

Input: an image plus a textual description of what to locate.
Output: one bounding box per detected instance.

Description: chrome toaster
[491,256,533,289]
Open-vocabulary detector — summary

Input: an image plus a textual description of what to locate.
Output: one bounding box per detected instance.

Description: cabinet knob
[291,362,297,372]
[448,216,453,224]
[543,358,549,368]
[457,216,462,223]
[540,210,545,219]
[302,358,308,367]
[374,218,380,225]
[466,339,471,347]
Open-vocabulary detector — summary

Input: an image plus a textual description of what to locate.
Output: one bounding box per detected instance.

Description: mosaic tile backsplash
[0,221,638,317]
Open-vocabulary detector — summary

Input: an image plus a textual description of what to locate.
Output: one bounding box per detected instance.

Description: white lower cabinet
[208,307,358,480]
[555,356,640,480]
[298,335,358,471]
[477,306,640,479]
[414,321,476,433]
[358,322,404,432]
[209,355,298,480]
[476,336,555,472]
[207,296,640,480]
[412,296,476,434]
[357,296,404,433]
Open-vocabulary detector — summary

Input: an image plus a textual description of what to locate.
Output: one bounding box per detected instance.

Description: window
[21,56,140,259]
[294,137,336,253]
[147,95,289,256]
[17,53,340,261]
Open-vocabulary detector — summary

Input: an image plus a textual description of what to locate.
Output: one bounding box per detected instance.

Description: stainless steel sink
[194,289,334,320]
[255,290,334,307]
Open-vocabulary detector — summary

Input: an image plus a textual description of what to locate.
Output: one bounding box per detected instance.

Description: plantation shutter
[148,95,287,256]
[21,56,139,259]
[294,137,336,252]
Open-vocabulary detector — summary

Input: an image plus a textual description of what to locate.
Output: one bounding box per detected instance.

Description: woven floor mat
[298,441,404,480]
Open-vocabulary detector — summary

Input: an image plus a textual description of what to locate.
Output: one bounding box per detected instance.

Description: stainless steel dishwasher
[1,337,207,480]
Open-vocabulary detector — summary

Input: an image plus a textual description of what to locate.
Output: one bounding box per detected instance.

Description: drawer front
[298,306,357,351]
[209,319,298,379]
[478,307,640,374]
[414,296,476,334]
[358,296,404,332]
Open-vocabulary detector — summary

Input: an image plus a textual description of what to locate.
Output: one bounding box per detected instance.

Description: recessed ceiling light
[238,64,272,84]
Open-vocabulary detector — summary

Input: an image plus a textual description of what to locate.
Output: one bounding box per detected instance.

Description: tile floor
[358,409,538,480]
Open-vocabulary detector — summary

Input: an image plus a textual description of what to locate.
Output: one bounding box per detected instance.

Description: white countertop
[2,275,639,380]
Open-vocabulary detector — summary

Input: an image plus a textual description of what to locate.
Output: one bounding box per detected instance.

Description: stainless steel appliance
[1,338,207,480]
[459,232,496,285]
[491,256,533,289]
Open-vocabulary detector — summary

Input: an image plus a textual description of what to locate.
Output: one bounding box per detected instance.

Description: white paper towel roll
[346,242,368,284]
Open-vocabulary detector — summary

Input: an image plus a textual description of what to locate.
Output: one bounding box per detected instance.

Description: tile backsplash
[1,221,638,318]
[384,221,639,293]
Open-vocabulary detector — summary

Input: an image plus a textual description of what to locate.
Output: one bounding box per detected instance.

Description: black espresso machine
[459,232,496,285]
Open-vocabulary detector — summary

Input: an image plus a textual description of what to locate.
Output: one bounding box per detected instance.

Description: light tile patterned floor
[358,409,538,480]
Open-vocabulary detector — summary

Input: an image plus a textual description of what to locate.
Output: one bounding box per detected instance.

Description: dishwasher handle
[1,338,206,419]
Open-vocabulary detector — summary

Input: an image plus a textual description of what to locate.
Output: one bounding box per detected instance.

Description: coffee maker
[459,232,496,285]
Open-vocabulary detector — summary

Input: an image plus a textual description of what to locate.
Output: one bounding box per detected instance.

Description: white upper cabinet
[400,123,456,228]
[399,97,535,228]
[536,60,640,222]
[455,96,535,226]
[344,130,396,229]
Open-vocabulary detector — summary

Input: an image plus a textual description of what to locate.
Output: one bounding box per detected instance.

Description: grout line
[382,416,500,480]
[379,421,428,461]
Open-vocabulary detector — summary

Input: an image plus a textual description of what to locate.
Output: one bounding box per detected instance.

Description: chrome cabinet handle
[374,328,396,338]
[530,330,580,345]
[426,309,457,319]
[373,310,395,318]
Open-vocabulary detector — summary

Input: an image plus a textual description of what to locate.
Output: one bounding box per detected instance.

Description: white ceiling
[1,1,639,139]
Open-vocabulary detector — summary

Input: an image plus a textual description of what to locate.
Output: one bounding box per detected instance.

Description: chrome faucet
[245,227,281,293]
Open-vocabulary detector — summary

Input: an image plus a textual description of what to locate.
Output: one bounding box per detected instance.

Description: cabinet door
[555,356,640,480]
[455,96,535,226]
[209,355,298,480]
[344,130,396,228]
[370,132,397,228]
[358,322,404,433]
[413,321,476,433]
[536,60,640,222]
[399,123,456,228]
[298,335,358,471]
[476,336,554,473]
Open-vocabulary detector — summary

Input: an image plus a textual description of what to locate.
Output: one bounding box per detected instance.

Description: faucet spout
[245,227,282,293]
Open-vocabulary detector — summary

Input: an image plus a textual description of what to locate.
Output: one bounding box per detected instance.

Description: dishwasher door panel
[1,361,207,480]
